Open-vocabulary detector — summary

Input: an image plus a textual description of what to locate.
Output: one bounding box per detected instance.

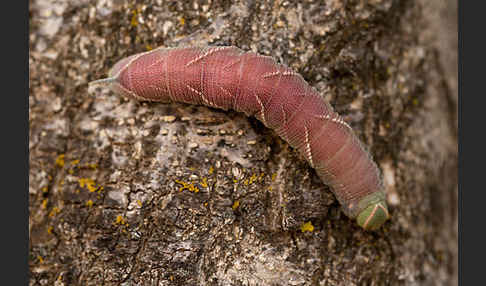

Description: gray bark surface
[29,0,457,285]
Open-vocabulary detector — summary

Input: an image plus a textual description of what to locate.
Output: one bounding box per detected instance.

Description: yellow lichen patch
[47,226,53,234]
[88,163,98,170]
[68,169,74,174]
[114,215,129,227]
[137,200,142,207]
[300,221,315,233]
[115,215,125,224]
[41,199,48,209]
[146,44,152,51]
[37,256,44,264]
[78,178,88,188]
[249,173,258,184]
[243,179,249,185]
[232,200,240,210]
[85,200,93,208]
[71,159,80,166]
[55,154,65,167]
[209,166,214,175]
[179,17,185,26]
[271,173,277,181]
[233,179,238,183]
[49,206,61,217]
[175,180,200,193]
[78,178,100,193]
[192,182,199,192]
[200,177,208,188]
[267,186,273,191]
[130,9,139,27]
[42,186,48,193]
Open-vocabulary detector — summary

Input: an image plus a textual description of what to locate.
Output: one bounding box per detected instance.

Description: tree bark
[29,0,457,285]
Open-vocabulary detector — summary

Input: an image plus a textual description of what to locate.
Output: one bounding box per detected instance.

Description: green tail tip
[356,202,389,231]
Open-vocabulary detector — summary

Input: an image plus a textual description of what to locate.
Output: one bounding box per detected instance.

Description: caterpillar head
[356,200,389,231]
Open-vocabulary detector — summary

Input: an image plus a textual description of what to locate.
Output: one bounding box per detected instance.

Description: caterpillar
[90,46,389,230]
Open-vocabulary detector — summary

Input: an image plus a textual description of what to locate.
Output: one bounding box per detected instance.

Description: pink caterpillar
[90,46,389,230]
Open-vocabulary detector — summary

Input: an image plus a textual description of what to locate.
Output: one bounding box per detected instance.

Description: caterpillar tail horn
[88,76,119,94]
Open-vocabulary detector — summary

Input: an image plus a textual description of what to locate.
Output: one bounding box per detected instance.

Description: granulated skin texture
[91,45,389,230]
